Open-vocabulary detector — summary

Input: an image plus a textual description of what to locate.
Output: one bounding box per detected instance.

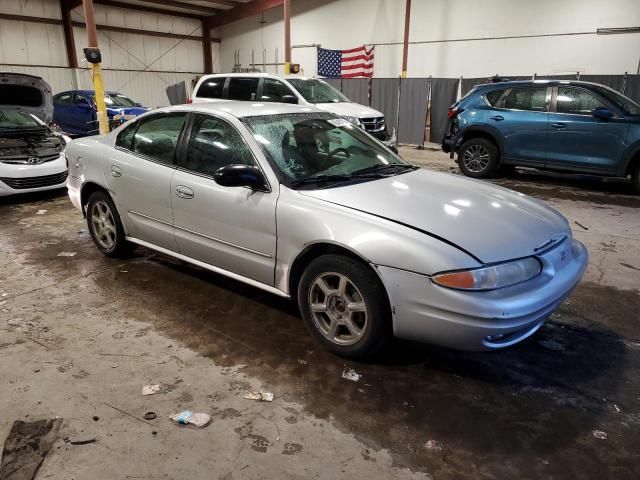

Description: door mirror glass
[592,107,613,120]
[214,164,268,191]
[280,95,299,104]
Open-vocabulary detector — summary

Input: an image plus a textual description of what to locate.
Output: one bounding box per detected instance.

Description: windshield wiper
[352,163,418,177]
[290,173,381,188]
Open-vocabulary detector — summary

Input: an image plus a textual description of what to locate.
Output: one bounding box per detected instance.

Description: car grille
[0,154,61,165]
[0,171,68,190]
[361,117,385,133]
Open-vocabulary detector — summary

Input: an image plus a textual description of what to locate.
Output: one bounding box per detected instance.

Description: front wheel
[298,254,392,359]
[86,190,133,258]
[457,138,499,178]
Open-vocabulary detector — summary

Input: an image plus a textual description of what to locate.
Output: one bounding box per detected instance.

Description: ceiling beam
[207,0,284,29]
[60,0,79,68]
[133,0,223,15]
[197,0,242,6]
[92,0,206,20]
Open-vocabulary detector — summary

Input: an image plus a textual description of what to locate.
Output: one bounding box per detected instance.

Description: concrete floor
[1,147,639,479]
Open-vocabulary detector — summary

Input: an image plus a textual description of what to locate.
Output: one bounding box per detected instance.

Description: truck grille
[0,171,67,190]
[361,117,385,133]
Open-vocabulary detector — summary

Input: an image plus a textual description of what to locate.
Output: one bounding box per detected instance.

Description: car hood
[106,106,150,117]
[299,169,570,264]
[0,72,53,122]
[314,102,384,119]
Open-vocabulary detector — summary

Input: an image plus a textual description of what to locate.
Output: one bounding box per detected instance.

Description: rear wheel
[298,254,391,359]
[632,162,640,194]
[86,191,132,258]
[458,138,499,178]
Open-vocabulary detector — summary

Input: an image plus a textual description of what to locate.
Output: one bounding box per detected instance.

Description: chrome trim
[173,224,273,258]
[125,236,287,297]
[129,210,173,227]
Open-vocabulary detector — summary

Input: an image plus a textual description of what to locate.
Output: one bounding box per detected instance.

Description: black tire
[86,190,133,258]
[632,162,640,195]
[457,137,499,178]
[298,254,392,359]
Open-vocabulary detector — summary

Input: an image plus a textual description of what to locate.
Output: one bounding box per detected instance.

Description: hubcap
[462,144,490,172]
[308,272,368,346]
[91,201,116,251]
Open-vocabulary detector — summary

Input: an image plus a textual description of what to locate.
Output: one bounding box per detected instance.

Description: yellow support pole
[91,63,109,135]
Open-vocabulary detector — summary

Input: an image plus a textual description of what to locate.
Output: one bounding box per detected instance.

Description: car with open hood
[52,90,150,136]
[0,72,68,196]
[65,101,588,359]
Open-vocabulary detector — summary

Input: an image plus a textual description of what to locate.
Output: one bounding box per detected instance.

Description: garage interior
[1,1,640,479]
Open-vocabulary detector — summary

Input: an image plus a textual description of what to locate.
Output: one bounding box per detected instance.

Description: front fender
[274,188,480,294]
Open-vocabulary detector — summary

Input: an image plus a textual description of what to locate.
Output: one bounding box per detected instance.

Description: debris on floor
[592,430,608,440]
[142,384,172,395]
[0,418,63,480]
[36,210,47,215]
[143,412,157,420]
[243,391,274,402]
[68,436,96,445]
[57,251,77,257]
[425,440,443,452]
[169,411,211,428]
[574,220,589,231]
[342,367,362,382]
[537,339,565,352]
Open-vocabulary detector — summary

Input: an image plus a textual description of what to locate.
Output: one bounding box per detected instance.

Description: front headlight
[432,257,542,291]
[343,116,363,128]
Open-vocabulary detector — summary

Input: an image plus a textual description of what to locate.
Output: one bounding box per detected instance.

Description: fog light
[485,333,505,342]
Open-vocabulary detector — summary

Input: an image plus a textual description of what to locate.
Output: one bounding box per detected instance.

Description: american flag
[317,45,375,79]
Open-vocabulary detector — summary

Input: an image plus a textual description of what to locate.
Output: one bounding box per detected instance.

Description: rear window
[0,85,43,107]
[228,78,259,101]
[196,78,226,99]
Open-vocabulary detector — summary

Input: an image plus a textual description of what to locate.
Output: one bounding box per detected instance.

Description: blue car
[442,80,640,193]
[52,90,149,136]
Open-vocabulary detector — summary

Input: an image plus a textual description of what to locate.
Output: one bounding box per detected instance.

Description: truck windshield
[287,79,349,104]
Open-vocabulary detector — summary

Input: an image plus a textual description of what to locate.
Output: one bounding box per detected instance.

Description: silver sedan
[65,102,588,358]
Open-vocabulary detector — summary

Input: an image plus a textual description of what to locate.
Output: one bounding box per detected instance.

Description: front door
[171,113,278,286]
[487,86,550,165]
[105,112,188,251]
[546,86,629,172]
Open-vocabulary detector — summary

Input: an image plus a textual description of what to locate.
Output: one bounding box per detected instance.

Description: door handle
[489,115,504,121]
[111,165,122,177]
[175,185,194,199]
[551,122,567,129]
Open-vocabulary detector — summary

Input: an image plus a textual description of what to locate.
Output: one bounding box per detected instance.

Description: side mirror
[134,102,143,107]
[213,164,268,191]
[281,95,299,105]
[592,107,613,120]
[77,101,92,110]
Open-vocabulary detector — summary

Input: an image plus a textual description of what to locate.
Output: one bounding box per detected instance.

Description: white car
[191,73,389,140]
[0,72,68,196]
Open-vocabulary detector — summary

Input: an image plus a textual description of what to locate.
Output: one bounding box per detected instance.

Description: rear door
[72,94,97,135]
[486,86,550,165]
[546,86,629,172]
[52,92,76,133]
[171,113,277,285]
[105,112,188,251]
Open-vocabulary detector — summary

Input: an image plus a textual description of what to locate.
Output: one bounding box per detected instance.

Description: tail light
[186,98,193,104]
[448,107,463,119]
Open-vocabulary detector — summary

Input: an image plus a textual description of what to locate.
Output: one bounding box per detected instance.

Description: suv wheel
[86,191,133,258]
[458,138,499,178]
[298,254,391,359]
[632,162,640,194]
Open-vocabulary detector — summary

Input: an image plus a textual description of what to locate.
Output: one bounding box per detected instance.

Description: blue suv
[442,80,640,193]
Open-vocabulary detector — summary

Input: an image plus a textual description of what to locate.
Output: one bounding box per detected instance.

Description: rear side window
[196,78,226,99]
[228,78,259,101]
[116,122,137,150]
[502,87,547,111]
[132,113,187,165]
[54,93,73,105]
[557,87,608,115]
[485,89,505,106]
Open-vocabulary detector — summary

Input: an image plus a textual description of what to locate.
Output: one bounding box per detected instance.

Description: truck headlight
[432,257,542,291]
[343,116,363,128]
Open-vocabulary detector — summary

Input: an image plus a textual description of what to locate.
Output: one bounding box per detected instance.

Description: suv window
[196,77,226,99]
[54,93,73,105]
[261,79,296,102]
[182,114,254,176]
[132,113,187,165]
[228,78,259,101]
[485,89,505,106]
[116,121,137,150]
[557,87,608,115]
[502,87,547,111]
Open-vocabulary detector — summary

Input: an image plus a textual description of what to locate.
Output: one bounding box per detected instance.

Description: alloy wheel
[308,272,368,346]
[462,144,490,173]
[91,200,117,251]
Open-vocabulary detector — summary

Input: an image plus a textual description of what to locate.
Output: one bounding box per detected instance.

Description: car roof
[473,80,612,89]
[161,100,326,119]
[56,90,123,95]
[198,73,324,81]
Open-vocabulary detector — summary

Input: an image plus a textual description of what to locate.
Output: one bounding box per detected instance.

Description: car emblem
[27,157,43,165]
